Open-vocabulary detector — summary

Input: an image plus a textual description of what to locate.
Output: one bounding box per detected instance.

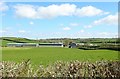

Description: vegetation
[77,43,120,51]
[0,37,38,47]
[0,37,119,47]
[2,47,118,66]
[1,60,120,78]
[1,37,119,78]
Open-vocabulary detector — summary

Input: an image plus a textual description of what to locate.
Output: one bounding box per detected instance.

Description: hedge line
[1,60,120,78]
[78,45,120,51]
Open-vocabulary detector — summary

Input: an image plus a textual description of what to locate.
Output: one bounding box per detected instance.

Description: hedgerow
[1,60,120,78]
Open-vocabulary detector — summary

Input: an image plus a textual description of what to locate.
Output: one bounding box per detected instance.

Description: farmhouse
[69,43,77,48]
[7,43,63,47]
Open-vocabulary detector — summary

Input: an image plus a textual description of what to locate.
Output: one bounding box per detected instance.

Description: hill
[0,37,38,46]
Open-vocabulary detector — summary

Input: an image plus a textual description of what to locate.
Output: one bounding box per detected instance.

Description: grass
[0,40,15,47]
[2,47,119,66]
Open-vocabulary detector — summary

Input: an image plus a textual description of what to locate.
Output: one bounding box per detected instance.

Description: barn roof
[39,43,63,44]
[7,43,63,45]
[7,43,37,44]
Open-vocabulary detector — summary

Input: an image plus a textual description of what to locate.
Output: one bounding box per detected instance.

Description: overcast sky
[0,1,118,39]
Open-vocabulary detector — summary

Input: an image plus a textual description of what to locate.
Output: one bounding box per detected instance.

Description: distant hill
[0,37,38,46]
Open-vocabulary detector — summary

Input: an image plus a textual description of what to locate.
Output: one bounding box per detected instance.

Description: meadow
[2,47,119,66]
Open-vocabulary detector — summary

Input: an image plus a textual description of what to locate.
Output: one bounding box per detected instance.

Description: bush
[1,60,120,78]
[99,44,120,51]
[77,44,120,51]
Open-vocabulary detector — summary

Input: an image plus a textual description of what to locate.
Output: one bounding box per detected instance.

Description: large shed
[7,43,38,47]
[39,43,63,47]
[7,43,63,47]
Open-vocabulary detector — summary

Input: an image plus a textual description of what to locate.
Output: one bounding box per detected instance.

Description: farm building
[7,43,63,47]
[69,43,77,48]
[39,43,63,47]
[76,43,84,46]
[7,43,38,47]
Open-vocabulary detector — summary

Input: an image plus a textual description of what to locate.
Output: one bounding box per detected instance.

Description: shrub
[1,60,120,78]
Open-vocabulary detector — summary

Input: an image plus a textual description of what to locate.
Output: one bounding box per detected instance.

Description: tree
[63,38,72,46]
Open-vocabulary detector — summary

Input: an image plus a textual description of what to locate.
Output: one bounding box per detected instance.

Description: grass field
[2,47,119,66]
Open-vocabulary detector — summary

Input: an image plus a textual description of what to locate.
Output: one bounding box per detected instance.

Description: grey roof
[7,43,63,45]
[7,43,37,44]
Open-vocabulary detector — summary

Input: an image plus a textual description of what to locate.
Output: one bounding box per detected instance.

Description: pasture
[2,47,119,66]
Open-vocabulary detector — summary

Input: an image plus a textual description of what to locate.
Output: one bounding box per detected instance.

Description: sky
[0,1,118,39]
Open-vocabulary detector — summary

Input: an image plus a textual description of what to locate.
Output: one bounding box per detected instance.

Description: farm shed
[7,43,63,47]
[39,43,63,47]
[76,43,84,46]
[7,43,38,47]
[69,43,77,48]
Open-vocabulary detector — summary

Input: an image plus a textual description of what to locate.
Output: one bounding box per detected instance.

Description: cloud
[83,13,118,29]
[80,29,84,33]
[98,32,118,38]
[75,31,117,38]
[0,1,8,11]
[0,30,7,33]
[77,29,85,34]
[37,4,76,19]
[18,30,26,33]
[70,23,79,27]
[93,13,118,25]
[84,25,93,28]
[30,21,34,25]
[14,4,76,19]
[99,32,109,36]
[61,23,78,31]
[0,27,12,34]
[14,4,37,19]
[75,6,108,17]
[14,4,108,19]
[63,27,71,31]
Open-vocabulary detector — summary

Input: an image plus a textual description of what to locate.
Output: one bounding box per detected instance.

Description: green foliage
[63,38,72,46]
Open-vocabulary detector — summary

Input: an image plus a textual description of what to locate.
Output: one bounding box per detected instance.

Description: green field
[2,47,119,66]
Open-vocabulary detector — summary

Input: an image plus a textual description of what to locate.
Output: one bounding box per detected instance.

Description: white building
[7,43,63,47]
[7,43,38,47]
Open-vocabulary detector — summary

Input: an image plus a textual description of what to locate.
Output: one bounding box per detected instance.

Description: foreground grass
[2,47,119,66]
